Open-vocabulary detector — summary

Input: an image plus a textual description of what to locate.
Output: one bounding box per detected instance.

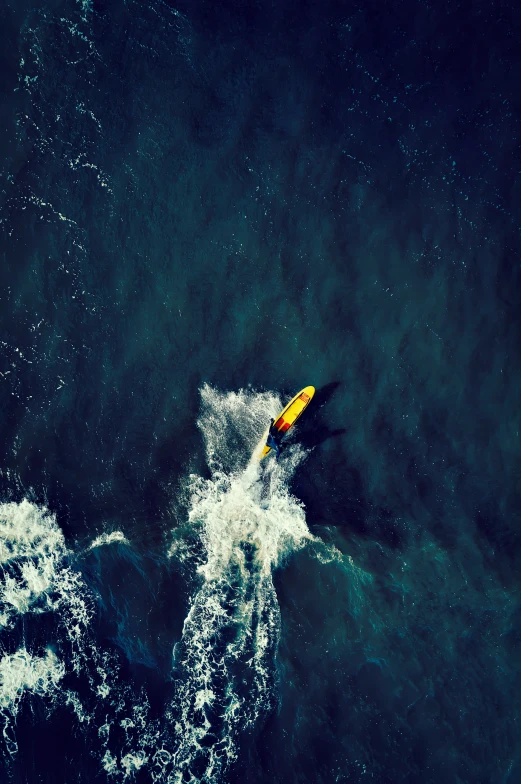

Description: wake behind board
[259,385,315,459]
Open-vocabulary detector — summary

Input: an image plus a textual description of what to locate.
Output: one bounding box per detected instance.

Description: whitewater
[0,386,322,781]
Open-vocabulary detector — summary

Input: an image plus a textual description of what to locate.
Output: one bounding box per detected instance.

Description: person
[266,418,281,458]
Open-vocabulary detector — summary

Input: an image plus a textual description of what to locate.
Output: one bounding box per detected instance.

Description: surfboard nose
[258,386,315,459]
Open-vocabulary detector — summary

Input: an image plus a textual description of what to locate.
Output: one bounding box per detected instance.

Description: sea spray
[166,386,314,781]
[0,388,319,781]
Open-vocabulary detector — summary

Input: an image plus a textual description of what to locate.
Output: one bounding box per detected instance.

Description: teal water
[1,0,521,781]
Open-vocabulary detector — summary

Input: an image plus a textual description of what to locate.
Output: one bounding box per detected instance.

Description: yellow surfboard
[260,385,315,459]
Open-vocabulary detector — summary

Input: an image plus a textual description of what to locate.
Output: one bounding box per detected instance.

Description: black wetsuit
[266,419,281,457]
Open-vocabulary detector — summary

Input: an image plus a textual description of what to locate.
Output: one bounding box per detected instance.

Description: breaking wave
[0,500,126,756]
[0,387,317,781]
[164,385,313,781]
[0,499,93,655]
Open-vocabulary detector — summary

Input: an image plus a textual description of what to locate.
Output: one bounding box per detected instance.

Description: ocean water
[1,0,520,781]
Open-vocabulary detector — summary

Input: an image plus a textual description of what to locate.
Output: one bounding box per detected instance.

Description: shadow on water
[292,381,346,451]
[311,380,342,407]
[290,381,407,552]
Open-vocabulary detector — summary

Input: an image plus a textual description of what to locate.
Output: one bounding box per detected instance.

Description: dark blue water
[1,0,520,781]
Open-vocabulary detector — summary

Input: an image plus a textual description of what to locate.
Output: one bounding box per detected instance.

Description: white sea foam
[64,689,91,724]
[0,647,65,712]
[88,531,129,550]
[0,388,321,780]
[121,751,149,775]
[0,647,65,754]
[165,386,313,782]
[0,499,100,754]
[0,500,156,772]
[102,749,119,776]
[0,500,93,644]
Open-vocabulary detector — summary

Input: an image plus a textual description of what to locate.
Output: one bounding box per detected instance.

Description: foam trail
[0,390,317,779]
[167,386,313,782]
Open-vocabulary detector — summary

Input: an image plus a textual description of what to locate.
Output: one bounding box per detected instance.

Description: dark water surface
[1,0,520,781]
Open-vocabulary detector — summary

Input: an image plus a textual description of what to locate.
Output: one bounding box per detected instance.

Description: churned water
[1,0,520,782]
